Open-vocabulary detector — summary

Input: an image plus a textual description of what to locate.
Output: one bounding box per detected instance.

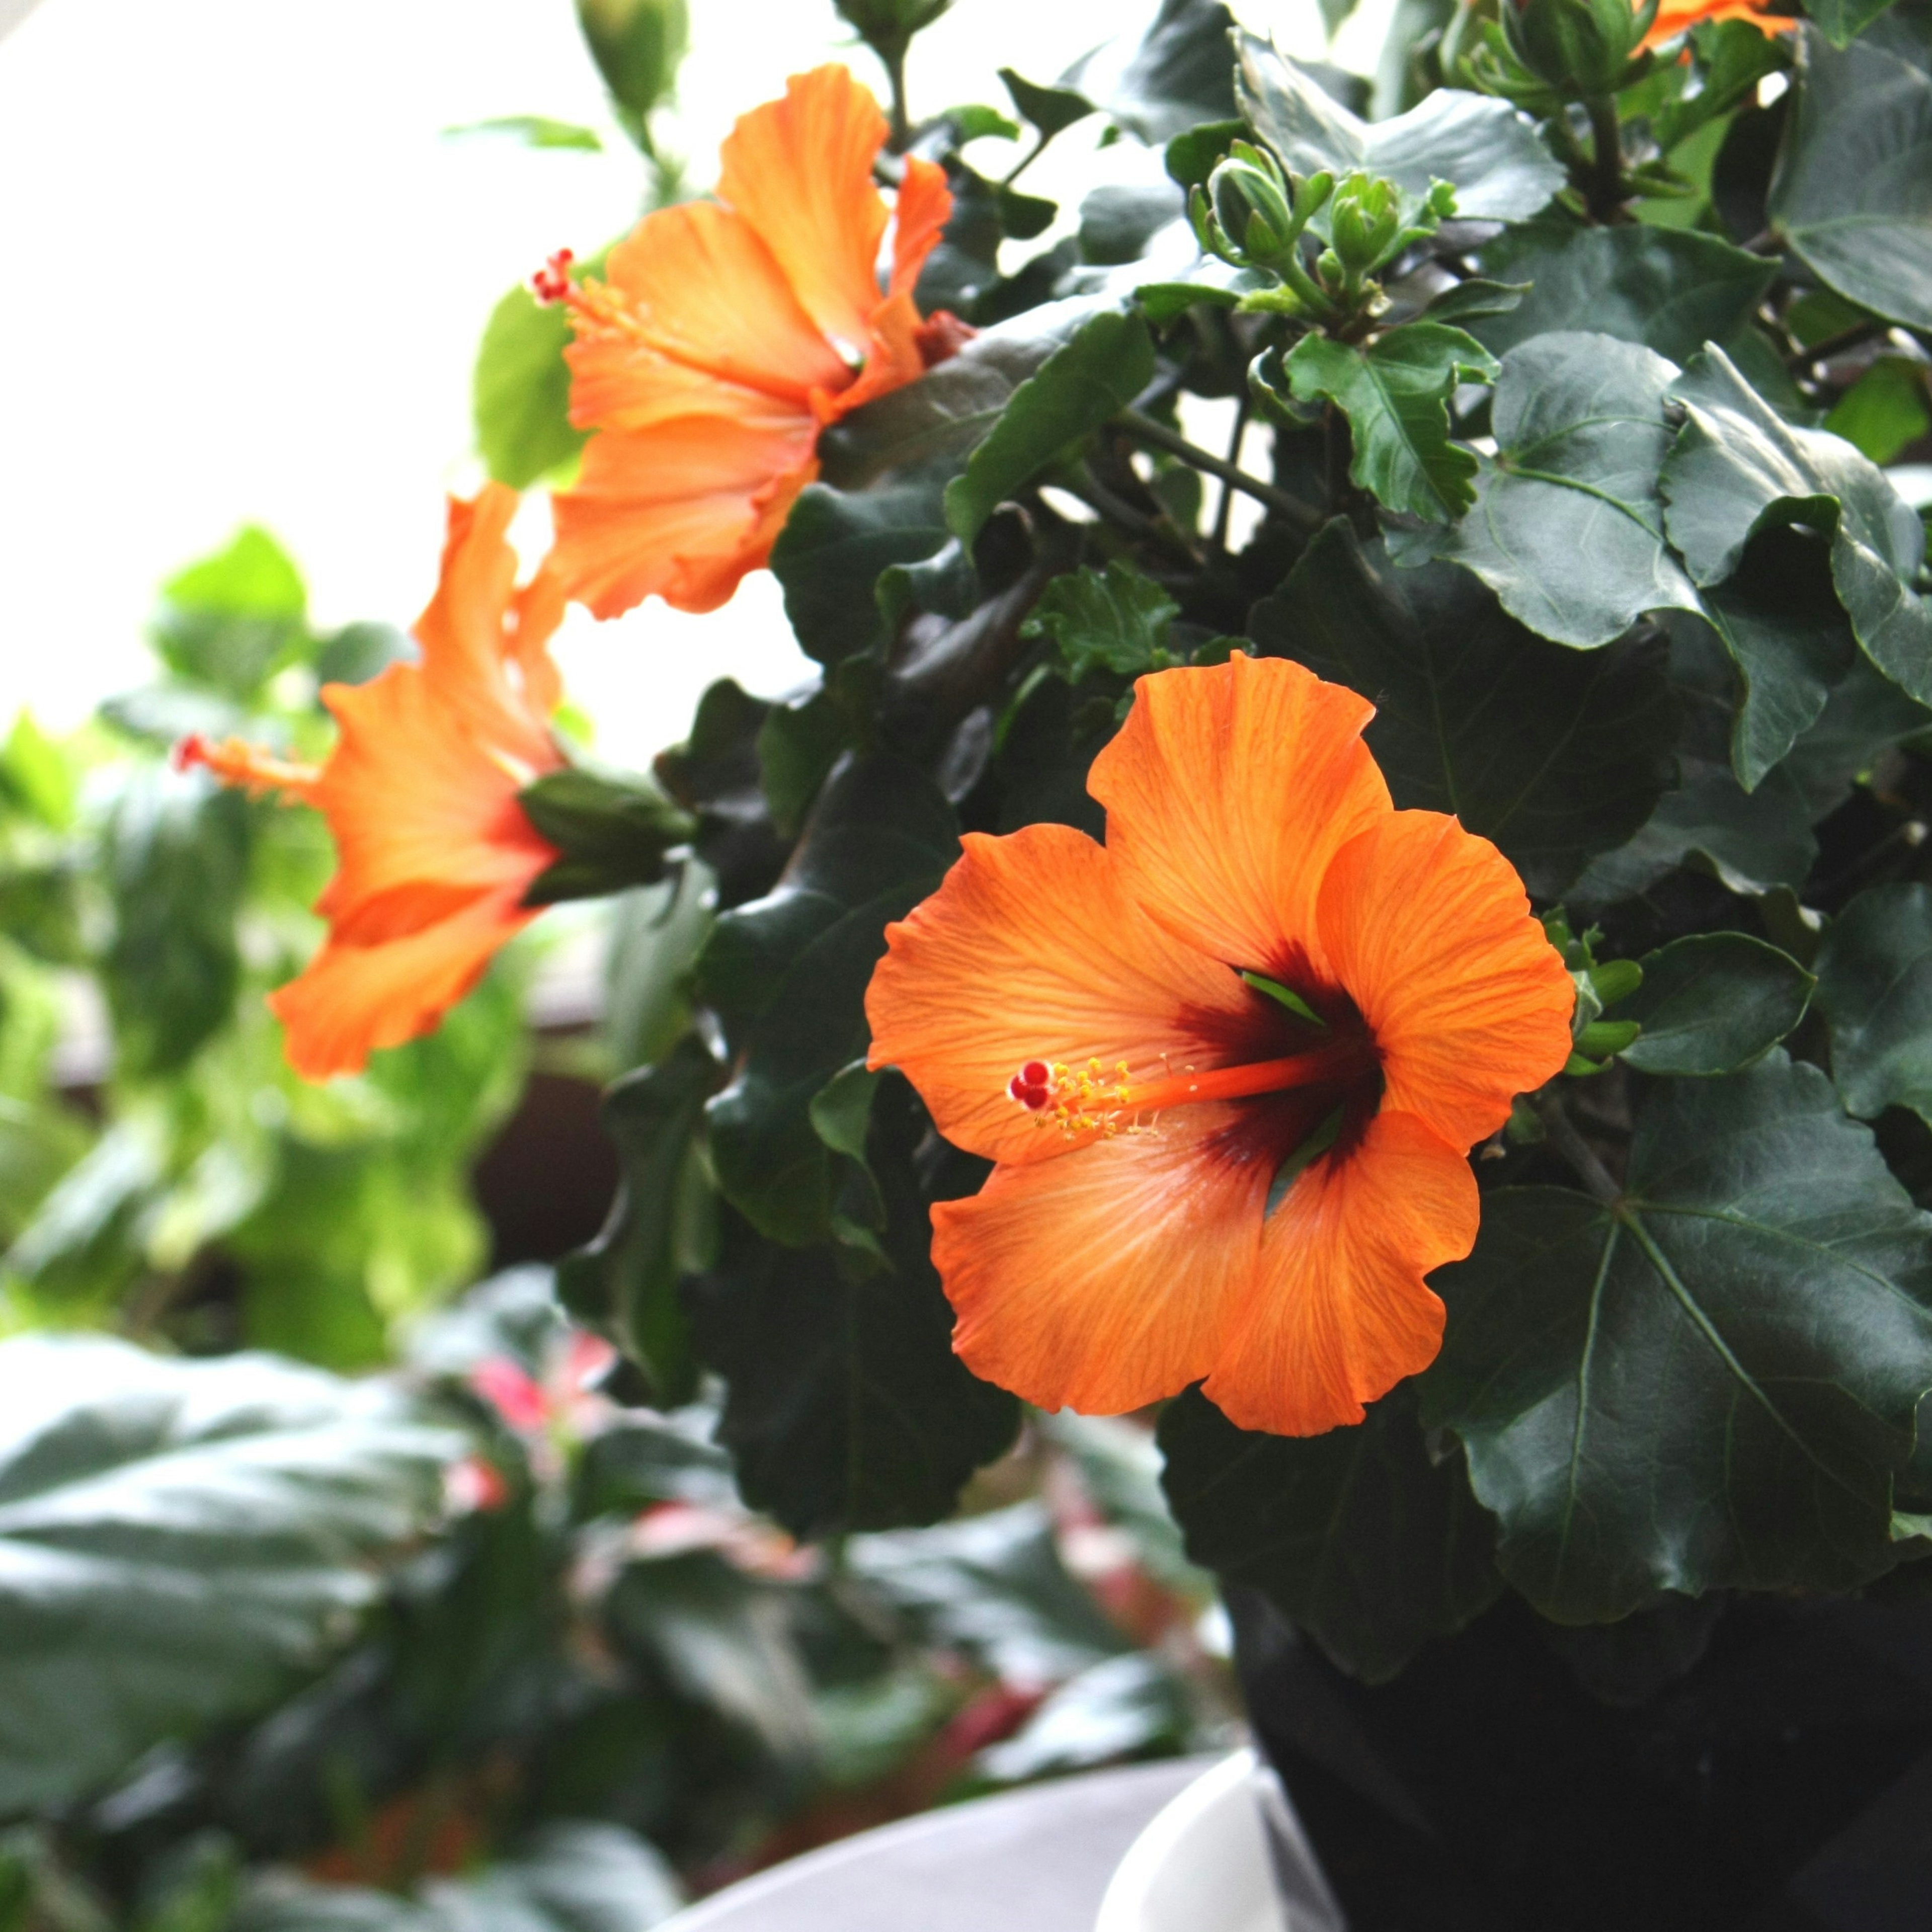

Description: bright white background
[0,0,1389,765]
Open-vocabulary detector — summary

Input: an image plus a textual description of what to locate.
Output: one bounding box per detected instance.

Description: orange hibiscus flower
[864,657,1575,1437]
[180,483,566,1080]
[541,63,965,619]
[1641,0,1788,46]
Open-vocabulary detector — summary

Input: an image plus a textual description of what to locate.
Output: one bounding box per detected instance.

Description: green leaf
[1768,17,1932,327]
[1164,117,1247,189]
[1404,332,1703,649]
[425,1825,684,1932]
[443,114,604,150]
[1424,1053,1932,1622]
[0,714,77,830]
[1815,883,1932,1122]
[1254,521,1679,897]
[1800,0,1900,48]
[473,284,585,491]
[1236,31,1565,221]
[1020,561,1180,680]
[518,768,694,906]
[152,528,309,701]
[975,1652,1191,1783]
[1782,652,1932,815]
[1825,356,1932,466]
[1035,1410,1208,1593]
[103,767,251,1079]
[1158,1385,1501,1683]
[0,1335,456,1811]
[999,65,1094,136]
[700,757,959,1245]
[1619,932,1815,1075]
[1661,343,1932,706]
[556,1034,719,1403]
[943,308,1155,545]
[1284,324,1497,521]
[686,1187,1018,1540]
[1094,0,1241,143]
[1470,224,1777,367]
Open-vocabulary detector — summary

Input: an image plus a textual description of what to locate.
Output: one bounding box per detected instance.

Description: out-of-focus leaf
[444,115,605,150]
[1815,883,1932,1122]
[1619,932,1815,1075]
[0,714,76,830]
[1257,522,1678,897]
[3,1119,158,1303]
[975,1652,1191,1782]
[1661,344,1932,706]
[999,65,1094,137]
[1283,324,1498,522]
[1470,224,1777,366]
[474,285,586,492]
[1768,17,1932,327]
[1237,32,1564,221]
[102,767,251,1079]
[151,529,308,701]
[1036,1411,1205,1593]
[0,1335,457,1812]
[1827,358,1932,466]
[1423,1054,1932,1621]
[1160,1386,1500,1683]
[518,768,694,906]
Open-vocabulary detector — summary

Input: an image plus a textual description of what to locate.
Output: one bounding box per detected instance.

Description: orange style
[543,64,963,618]
[865,657,1575,1437]
[180,484,565,1080]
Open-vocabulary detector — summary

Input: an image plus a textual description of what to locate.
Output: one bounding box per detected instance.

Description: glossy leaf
[1159,1386,1500,1683]
[1619,932,1815,1075]
[519,769,694,906]
[1237,32,1565,221]
[1423,1054,1932,1621]
[0,1335,456,1811]
[1407,332,1703,648]
[1097,0,1241,143]
[1470,224,1777,367]
[1257,521,1678,896]
[943,308,1154,545]
[700,757,959,1245]
[1284,324,1497,522]
[1815,883,1932,1122]
[1768,17,1932,328]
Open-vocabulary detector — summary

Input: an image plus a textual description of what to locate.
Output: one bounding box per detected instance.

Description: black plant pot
[1231,1585,1932,1931]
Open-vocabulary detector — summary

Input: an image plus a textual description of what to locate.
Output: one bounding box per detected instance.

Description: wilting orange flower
[1641,0,1787,46]
[865,657,1574,1437]
[543,63,964,619]
[180,484,566,1080]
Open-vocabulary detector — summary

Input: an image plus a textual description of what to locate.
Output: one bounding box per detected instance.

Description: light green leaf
[1021,561,1179,680]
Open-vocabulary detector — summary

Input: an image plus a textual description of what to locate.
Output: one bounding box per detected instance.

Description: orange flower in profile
[864,657,1574,1437]
[542,63,963,619]
[1640,0,1787,45]
[180,484,566,1080]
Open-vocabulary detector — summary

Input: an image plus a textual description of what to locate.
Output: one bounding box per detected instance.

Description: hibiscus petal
[550,415,820,618]
[1089,655,1391,989]
[889,155,952,299]
[270,887,537,1081]
[865,822,1253,1166]
[933,1102,1270,1413]
[717,65,891,362]
[1318,811,1575,1149]
[1201,1109,1476,1436]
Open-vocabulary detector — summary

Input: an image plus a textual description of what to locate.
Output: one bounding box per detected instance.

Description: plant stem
[883,39,912,151]
[1583,94,1624,221]
[1212,395,1250,550]
[1534,1088,1622,1205]
[1785,319,1886,373]
[1114,409,1321,534]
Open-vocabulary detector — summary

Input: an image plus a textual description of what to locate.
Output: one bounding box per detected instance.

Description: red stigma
[532,248,576,305]
[1021,1060,1051,1088]
[172,734,210,774]
[1009,1063,1053,1111]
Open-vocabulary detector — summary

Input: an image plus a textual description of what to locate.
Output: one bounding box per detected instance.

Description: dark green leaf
[1021,561,1180,680]
[518,768,694,905]
[1423,1054,1932,1621]
[103,767,251,1078]
[1782,652,1932,815]
[1800,0,1900,44]
[1163,117,1247,188]
[999,66,1094,136]
[1158,1385,1500,1683]
[1237,31,1565,220]
[1825,356,1932,466]
[1470,224,1777,366]
[1662,343,1932,705]
[1256,521,1679,896]
[700,757,958,1244]
[473,284,585,491]
[1815,882,1932,1122]
[1077,182,1187,265]
[151,528,308,701]
[1768,17,1932,327]
[1284,324,1497,521]
[1619,932,1815,1074]
[1404,332,1703,648]
[557,1035,719,1402]
[0,1335,456,1811]
[1414,277,1530,326]
[1095,0,1241,144]
[943,308,1155,545]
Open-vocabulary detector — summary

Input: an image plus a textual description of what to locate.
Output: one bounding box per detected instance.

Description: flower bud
[576,0,689,137]
[1328,173,1401,275]
[1206,141,1298,265]
[834,0,952,52]
[1501,0,1653,95]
